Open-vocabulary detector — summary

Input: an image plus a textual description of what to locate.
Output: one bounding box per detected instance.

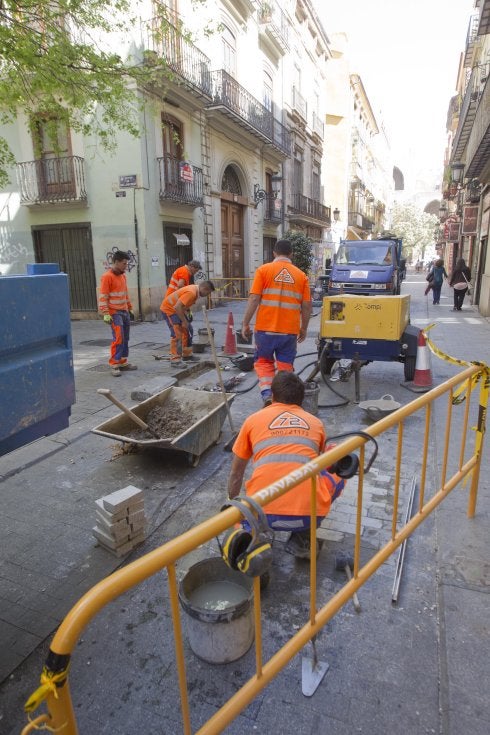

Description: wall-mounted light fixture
[333,207,340,221]
[253,174,282,208]
[450,162,465,184]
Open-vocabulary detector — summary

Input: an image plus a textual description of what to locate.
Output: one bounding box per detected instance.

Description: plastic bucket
[178,557,254,664]
[303,381,320,415]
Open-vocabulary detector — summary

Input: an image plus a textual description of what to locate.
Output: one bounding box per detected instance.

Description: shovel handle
[343,564,362,613]
[97,388,155,434]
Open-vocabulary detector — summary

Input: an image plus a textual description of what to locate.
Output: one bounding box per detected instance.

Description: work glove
[103,314,113,324]
[129,311,135,321]
[186,310,193,323]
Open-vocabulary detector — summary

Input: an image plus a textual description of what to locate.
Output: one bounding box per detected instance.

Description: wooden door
[34,119,75,198]
[221,201,244,295]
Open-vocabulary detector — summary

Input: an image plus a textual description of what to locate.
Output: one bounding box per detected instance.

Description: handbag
[426,271,434,282]
[462,272,472,295]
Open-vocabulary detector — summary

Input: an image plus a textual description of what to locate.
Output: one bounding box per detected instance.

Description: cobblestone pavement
[0,273,489,734]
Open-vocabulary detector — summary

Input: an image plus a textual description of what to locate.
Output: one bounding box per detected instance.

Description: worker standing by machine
[227,372,348,559]
[241,240,312,405]
[161,281,215,366]
[98,250,138,377]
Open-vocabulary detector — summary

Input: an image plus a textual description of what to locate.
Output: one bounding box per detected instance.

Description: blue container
[0,268,75,456]
[26,263,60,275]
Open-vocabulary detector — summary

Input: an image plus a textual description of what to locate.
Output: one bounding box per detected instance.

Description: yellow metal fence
[22,364,488,734]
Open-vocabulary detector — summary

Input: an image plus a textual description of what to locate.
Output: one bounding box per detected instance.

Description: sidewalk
[1,277,489,734]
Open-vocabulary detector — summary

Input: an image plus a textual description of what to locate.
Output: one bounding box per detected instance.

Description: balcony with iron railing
[144,18,212,99]
[263,198,283,223]
[464,14,479,67]
[258,1,289,54]
[289,193,331,223]
[348,211,375,231]
[452,62,490,160]
[157,155,204,206]
[208,69,290,156]
[311,111,324,140]
[291,87,307,122]
[17,156,87,205]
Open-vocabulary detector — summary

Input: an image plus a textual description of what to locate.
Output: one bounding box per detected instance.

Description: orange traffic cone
[402,330,433,393]
[222,311,240,356]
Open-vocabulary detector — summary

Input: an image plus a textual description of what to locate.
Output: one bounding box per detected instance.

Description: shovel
[202,306,238,451]
[301,636,329,697]
[97,388,160,439]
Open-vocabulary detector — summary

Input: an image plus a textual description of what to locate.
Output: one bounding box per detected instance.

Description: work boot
[170,359,185,368]
[182,354,200,362]
[119,363,138,371]
[284,530,322,560]
[111,366,122,377]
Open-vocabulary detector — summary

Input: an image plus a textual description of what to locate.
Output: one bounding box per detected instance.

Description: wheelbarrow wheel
[187,453,200,467]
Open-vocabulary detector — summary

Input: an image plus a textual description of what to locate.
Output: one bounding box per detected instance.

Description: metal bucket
[178,557,254,664]
[303,381,320,416]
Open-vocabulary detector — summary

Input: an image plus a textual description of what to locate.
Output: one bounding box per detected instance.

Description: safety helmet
[220,496,273,578]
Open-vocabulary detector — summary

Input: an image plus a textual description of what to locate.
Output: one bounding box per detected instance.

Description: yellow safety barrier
[22,363,488,735]
[208,277,253,304]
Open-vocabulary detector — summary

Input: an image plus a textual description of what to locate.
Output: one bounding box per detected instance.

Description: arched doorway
[221,165,245,294]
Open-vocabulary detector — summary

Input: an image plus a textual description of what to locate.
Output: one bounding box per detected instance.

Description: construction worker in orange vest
[161,281,215,366]
[241,239,312,406]
[165,259,202,298]
[98,250,138,377]
[227,371,346,559]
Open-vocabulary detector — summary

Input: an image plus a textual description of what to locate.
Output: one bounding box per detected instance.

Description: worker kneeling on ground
[227,372,347,559]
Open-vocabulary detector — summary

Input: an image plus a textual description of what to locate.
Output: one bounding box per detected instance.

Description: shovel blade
[301,656,329,697]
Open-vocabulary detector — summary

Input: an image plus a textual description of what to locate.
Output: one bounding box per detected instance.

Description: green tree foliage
[0,0,211,186]
[388,202,439,262]
[283,229,314,276]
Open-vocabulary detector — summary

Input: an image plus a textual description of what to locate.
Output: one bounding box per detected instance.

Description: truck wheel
[404,356,416,381]
[319,351,336,378]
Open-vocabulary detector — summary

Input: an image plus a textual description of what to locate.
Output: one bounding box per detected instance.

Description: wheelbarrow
[92,386,235,466]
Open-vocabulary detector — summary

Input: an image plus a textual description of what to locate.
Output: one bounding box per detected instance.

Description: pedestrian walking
[161,281,215,365]
[227,372,347,560]
[164,259,202,298]
[98,250,137,377]
[429,258,448,305]
[449,258,472,311]
[241,239,312,405]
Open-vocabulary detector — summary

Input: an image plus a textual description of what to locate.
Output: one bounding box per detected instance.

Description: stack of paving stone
[93,485,146,557]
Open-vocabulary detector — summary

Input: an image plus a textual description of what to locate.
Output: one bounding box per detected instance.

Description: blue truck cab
[328,237,405,296]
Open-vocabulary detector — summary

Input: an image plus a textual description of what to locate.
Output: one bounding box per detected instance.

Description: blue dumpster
[0,264,76,456]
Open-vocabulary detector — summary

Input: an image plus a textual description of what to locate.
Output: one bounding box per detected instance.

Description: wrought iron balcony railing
[207,69,290,155]
[290,193,331,223]
[17,156,87,204]
[263,198,283,223]
[452,62,490,159]
[348,211,375,231]
[144,18,212,98]
[291,87,307,121]
[311,111,324,139]
[258,2,289,51]
[157,154,204,205]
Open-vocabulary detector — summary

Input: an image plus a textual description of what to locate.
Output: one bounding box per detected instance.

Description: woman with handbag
[449,258,472,311]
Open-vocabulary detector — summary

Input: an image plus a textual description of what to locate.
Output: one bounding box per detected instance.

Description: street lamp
[333,207,340,221]
[450,162,465,185]
[253,174,282,208]
[438,201,448,220]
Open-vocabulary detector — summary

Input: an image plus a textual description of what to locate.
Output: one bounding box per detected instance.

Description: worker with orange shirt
[241,239,312,405]
[98,250,138,377]
[165,259,202,298]
[161,281,215,365]
[227,371,347,559]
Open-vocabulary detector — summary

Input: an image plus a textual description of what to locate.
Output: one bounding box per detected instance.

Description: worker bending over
[227,372,345,559]
[98,249,137,377]
[161,281,215,366]
[241,239,312,406]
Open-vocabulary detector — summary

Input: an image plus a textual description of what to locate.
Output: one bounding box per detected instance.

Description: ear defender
[220,496,273,577]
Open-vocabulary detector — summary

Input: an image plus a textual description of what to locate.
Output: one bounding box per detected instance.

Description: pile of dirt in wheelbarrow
[127,399,200,440]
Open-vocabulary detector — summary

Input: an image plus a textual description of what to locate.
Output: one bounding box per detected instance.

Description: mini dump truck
[317,294,420,382]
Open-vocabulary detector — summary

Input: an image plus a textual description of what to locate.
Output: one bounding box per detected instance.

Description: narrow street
[1,272,489,734]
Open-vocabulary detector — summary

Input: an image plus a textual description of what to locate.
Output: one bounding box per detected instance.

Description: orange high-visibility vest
[165,265,192,299]
[98,271,132,316]
[232,402,340,517]
[161,284,199,316]
[250,257,311,334]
